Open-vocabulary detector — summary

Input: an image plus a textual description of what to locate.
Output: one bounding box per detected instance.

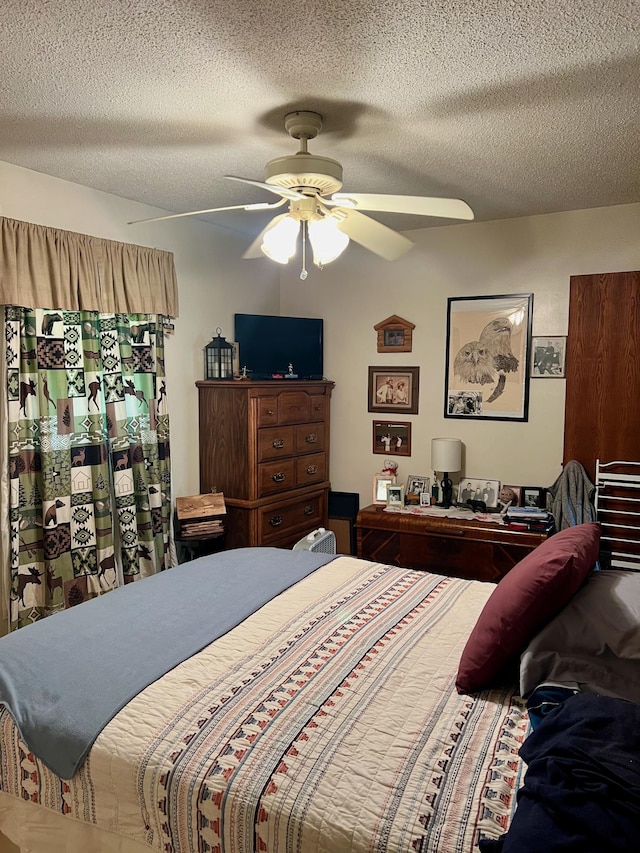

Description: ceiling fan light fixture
[308,216,350,266]
[260,215,300,264]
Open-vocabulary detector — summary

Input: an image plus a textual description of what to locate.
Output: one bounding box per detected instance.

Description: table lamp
[431,438,462,508]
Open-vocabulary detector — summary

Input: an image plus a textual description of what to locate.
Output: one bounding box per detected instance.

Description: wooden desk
[356,504,548,583]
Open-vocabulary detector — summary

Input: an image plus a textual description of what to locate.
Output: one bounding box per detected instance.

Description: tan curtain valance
[0,217,179,316]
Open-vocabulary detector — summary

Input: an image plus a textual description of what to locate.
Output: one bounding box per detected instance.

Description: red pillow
[455,522,601,694]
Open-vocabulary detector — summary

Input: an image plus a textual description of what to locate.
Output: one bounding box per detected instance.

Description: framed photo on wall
[374,315,415,353]
[444,293,533,421]
[368,366,420,414]
[372,421,412,456]
[530,336,567,377]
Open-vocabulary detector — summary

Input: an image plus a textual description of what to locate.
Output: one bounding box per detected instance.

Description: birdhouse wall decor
[374,315,415,353]
[204,328,234,380]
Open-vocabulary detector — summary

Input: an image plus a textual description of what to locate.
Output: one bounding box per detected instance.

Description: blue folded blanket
[0,547,334,779]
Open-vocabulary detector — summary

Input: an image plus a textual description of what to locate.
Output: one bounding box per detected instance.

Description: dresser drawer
[295,452,326,487]
[257,396,279,427]
[257,426,295,462]
[278,392,311,424]
[258,459,296,497]
[259,492,324,544]
[309,395,327,421]
[294,422,325,454]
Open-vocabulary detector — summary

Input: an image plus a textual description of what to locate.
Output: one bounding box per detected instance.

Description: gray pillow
[520,570,640,701]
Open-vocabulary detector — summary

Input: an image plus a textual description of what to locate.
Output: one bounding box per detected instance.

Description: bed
[0,520,628,853]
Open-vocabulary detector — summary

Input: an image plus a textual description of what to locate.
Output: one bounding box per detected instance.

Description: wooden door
[563,270,640,479]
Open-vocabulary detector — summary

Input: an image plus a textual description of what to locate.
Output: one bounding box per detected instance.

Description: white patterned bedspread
[0,556,528,853]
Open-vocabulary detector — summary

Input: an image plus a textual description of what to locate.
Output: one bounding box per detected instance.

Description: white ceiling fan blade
[331,209,414,261]
[225,175,307,201]
[242,213,291,259]
[330,193,474,221]
[127,198,285,225]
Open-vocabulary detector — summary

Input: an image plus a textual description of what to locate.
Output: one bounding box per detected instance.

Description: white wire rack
[594,459,640,571]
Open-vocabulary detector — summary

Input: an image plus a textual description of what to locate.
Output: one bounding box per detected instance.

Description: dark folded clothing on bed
[479,693,640,852]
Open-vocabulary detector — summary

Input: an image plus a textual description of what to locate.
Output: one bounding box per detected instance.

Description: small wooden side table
[356,504,548,583]
[174,493,227,563]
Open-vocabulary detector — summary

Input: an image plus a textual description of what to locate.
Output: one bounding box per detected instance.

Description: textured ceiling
[1,0,639,238]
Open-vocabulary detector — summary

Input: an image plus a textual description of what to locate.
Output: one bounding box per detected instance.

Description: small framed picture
[231,341,240,377]
[374,315,415,353]
[368,366,420,414]
[522,486,547,508]
[406,474,430,497]
[456,478,501,508]
[386,483,405,509]
[530,336,567,378]
[373,472,397,505]
[500,484,522,507]
[372,421,412,456]
[419,491,431,507]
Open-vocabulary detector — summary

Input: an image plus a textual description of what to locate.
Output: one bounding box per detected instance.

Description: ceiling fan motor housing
[264,153,343,196]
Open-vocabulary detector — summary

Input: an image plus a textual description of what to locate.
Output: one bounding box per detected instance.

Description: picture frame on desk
[500,484,522,507]
[522,486,547,508]
[456,478,501,509]
[373,473,397,505]
[386,483,405,509]
[406,474,430,501]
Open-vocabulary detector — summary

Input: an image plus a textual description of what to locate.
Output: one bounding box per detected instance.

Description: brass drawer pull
[272,472,286,482]
[306,464,318,475]
[269,516,283,527]
[272,439,285,449]
[303,505,315,516]
[266,409,274,416]
[305,433,317,444]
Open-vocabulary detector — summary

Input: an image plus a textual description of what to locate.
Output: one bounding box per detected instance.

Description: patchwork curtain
[0,217,178,633]
[5,307,171,630]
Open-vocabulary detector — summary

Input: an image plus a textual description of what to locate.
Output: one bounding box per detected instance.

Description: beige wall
[280,203,640,508]
[0,160,281,497]
[3,158,640,511]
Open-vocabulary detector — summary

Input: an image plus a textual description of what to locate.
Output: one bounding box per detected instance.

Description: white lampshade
[431,437,462,473]
[261,215,300,264]
[308,216,350,266]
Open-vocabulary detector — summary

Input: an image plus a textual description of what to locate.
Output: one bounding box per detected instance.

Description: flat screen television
[234,314,324,380]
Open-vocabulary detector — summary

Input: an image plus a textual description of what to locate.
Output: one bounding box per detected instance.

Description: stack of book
[175,492,227,540]
[504,505,555,533]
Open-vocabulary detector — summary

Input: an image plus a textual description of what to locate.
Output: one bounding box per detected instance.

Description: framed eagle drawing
[444,293,533,421]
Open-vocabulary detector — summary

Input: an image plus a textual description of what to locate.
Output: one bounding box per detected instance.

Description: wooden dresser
[357,504,548,582]
[197,380,334,549]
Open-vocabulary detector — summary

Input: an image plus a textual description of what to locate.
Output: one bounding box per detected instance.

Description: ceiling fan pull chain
[300,220,308,280]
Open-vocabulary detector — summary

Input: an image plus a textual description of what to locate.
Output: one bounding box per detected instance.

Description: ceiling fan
[129,110,474,276]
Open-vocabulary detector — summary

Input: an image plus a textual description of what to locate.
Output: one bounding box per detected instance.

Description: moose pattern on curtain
[5,307,171,630]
